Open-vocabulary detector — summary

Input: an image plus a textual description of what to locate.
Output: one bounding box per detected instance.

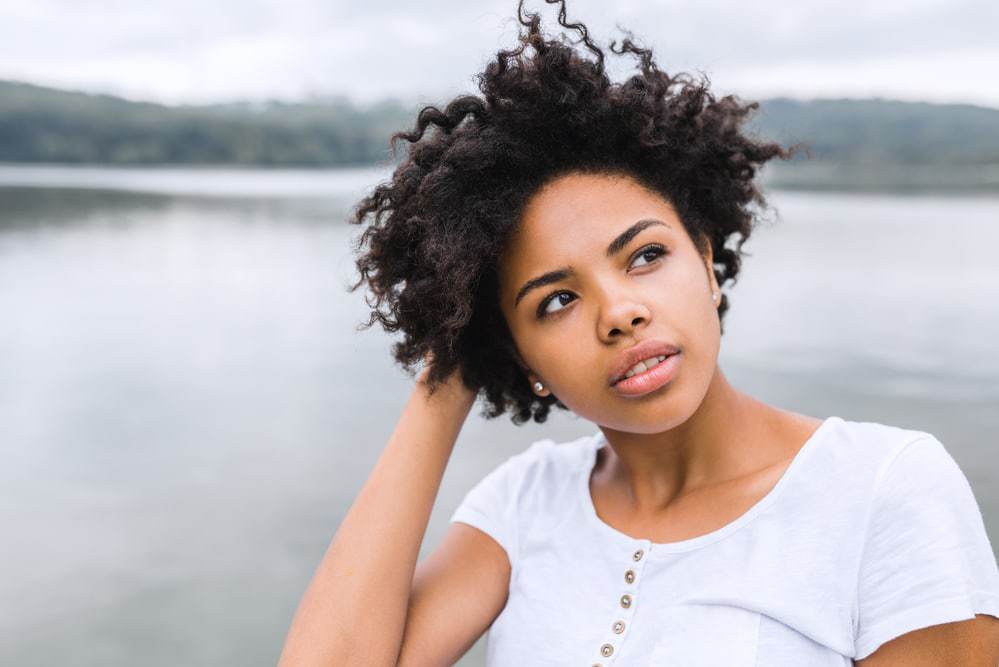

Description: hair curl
[348,0,800,424]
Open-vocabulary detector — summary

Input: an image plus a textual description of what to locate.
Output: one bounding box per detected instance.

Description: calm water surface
[1,165,997,665]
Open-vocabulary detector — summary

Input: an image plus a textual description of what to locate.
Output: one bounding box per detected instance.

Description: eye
[630,243,667,269]
[535,243,669,320]
[537,291,576,319]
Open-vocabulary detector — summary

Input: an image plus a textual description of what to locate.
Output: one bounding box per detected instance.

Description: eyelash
[535,243,669,320]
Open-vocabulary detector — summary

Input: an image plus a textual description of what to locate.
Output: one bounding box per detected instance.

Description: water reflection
[1,169,997,666]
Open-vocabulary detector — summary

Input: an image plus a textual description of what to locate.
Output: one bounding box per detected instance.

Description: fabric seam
[850,434,935,640]
[853,588,999,659]
[542,443,590,544]
[452,505,508,557]
[509,440,556,591]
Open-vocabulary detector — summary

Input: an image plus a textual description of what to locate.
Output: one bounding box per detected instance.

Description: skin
[498,170,823,529]
[496,170,999,663]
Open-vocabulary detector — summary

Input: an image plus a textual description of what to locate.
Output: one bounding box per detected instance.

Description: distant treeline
[2,79,999,178]
[0,80,406,166]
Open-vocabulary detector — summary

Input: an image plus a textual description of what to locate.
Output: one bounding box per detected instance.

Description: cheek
[533,334,580,379]
[499,316,535,375]
[506,319,576,382]
[688,293,723,369]
[517,331,596,404]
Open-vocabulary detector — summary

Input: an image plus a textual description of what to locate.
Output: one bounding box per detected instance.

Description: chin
[576,395,696,435]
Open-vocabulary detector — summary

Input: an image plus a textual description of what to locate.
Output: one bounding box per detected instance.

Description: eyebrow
[513,218,669,307]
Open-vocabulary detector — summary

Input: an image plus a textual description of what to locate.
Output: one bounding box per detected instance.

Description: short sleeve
[448,439,550,571]
[853,434,999,660]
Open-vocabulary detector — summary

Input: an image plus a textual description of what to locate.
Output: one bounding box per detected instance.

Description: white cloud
[0,0,996,108]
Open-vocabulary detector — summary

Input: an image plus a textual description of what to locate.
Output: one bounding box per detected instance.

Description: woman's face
[498,171,722,433]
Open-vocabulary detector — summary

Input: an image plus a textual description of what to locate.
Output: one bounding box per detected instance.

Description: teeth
[623,355,668,379]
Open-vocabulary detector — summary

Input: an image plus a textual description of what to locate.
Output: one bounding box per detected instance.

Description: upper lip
[608,338,681,386]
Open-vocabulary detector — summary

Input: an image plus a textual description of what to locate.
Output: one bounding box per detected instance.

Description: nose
[599,294,651,341]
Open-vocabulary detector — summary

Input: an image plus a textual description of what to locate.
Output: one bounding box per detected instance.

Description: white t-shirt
[448,415,999,665]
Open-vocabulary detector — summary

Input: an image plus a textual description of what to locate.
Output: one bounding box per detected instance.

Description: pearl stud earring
[534,381,544,392]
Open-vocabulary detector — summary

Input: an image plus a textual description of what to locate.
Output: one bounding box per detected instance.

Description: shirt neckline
[577,415,841,554]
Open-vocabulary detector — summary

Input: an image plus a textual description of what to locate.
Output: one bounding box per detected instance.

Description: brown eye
[537,291,575,319]
[535,244,667,321]
[630,244,667,269]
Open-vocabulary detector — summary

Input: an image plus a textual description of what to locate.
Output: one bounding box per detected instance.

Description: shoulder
[829,418,977,510]
[503,431,596,502]
[810,417,987,535]
[822,416,934,464]
[476,431,589,476]
[856,425,988,556]
[448,430,597,567]
[850,423,999,660]
[772,416,999,659]
[451,430,596,516]
[800,416,941,494]
[499,431,599,527]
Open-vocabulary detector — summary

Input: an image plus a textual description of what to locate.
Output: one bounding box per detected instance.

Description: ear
[699,233,719,294]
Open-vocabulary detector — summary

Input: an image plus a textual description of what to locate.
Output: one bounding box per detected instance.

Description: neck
[594,364,789,514]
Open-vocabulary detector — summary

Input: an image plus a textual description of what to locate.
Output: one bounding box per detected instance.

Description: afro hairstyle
[347,0,800,424]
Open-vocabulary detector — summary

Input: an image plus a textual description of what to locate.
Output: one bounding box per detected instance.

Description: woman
[278,1,999,664]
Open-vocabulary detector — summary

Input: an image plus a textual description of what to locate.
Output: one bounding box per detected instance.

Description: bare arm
[277,365,477,667]
[855,614,999,666]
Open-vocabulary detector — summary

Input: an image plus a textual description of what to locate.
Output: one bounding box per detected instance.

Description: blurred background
[1,1,997,664]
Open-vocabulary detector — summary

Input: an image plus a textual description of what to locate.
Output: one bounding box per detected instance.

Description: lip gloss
[611,353,681,397]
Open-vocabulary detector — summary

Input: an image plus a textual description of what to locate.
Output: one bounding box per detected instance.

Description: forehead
[500,171,681,278]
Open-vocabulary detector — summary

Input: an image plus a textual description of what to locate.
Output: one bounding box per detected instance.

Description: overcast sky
[2,0,998,109]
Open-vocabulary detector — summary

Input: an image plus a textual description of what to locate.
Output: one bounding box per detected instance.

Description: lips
[608,338,681,386]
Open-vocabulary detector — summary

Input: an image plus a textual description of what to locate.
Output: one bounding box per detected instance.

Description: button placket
[592,542,650,664]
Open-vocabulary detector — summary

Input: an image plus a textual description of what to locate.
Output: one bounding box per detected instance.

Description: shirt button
[624,569,635,584]
[620,593,632,608]
[633,548,644,561]
[600,643,614,657]
[613,620,625,633]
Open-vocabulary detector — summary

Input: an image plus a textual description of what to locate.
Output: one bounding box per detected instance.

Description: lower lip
[611,353,681,397]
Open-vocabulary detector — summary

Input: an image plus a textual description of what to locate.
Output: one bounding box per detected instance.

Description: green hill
[746,97,999,191]
[0,80,407,166]
[2,79,998,190]
[749,97,999,165]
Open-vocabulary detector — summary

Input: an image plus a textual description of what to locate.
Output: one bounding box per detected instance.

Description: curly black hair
[347,0,801,424]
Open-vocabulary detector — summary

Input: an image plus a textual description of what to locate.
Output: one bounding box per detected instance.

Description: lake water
[1,165,997,665]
